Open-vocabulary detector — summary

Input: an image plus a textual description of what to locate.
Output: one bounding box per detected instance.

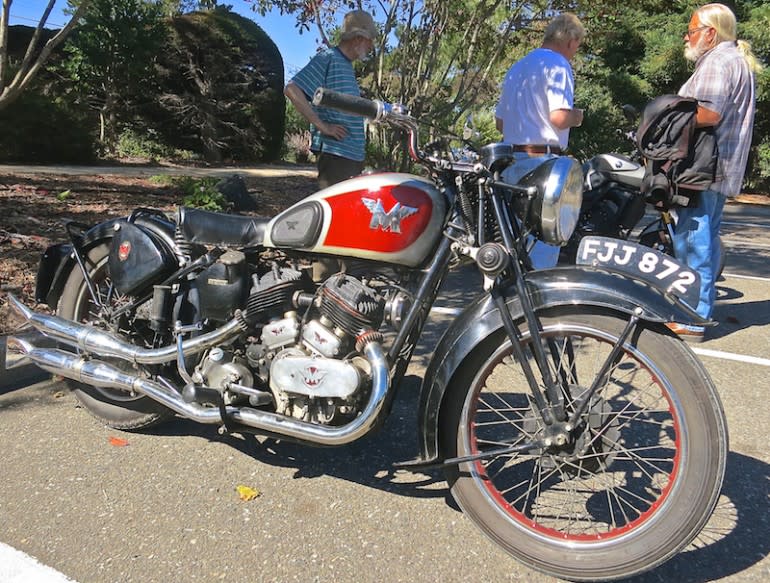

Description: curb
[0,333,52,394]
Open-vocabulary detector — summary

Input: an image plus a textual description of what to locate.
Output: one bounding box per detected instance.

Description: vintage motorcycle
[561,112,726,276]
[6,89,728,582]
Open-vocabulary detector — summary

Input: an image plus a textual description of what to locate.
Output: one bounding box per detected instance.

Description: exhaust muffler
[6,293,243,365]
[6,298,390,446]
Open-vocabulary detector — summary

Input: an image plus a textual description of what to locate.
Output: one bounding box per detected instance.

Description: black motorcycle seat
[177,206,269,248]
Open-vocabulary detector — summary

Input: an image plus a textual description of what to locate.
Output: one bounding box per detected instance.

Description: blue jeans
[671,189,725,319]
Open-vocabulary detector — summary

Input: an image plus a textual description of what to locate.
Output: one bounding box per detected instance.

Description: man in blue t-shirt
[285,10,377,189]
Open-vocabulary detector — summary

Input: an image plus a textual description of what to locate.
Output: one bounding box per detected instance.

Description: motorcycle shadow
[626,451,770,582]
[711,294,770,341]
[146,372,451,503]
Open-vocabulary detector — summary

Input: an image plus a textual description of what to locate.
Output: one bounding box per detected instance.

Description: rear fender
[411,266,706,465]
[37,215,176,308]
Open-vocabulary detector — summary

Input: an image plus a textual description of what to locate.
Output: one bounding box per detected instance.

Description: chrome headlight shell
[511,156,584,245]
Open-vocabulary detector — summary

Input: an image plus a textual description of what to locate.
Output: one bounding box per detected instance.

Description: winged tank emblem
[362,198,418,233]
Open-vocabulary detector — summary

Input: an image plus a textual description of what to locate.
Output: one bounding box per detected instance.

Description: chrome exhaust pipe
[6,293,243,365]
[7,336,390,447]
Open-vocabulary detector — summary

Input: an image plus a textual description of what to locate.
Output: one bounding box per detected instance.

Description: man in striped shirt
[667,3,761,342]
[285,10,377,189]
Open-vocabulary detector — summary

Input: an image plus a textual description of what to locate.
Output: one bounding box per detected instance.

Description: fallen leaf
[726,316,739,324]
[236,485,260,501]
[108,436,129,447]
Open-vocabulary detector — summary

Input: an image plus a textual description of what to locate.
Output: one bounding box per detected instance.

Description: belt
[512,144,562,155]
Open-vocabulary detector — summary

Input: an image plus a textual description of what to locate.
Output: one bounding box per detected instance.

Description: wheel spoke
[464,319,685,540]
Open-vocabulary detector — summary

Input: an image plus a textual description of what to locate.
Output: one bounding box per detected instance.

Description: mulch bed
[0,171,317,334]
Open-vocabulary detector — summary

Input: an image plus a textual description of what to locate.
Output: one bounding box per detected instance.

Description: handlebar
[312,88,383,120]
[311,88,550,193]
[312,87,423,162]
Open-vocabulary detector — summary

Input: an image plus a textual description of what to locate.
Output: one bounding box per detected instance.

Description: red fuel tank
[265,173,447,267]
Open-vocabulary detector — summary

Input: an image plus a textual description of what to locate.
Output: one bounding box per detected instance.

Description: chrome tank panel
[264,173,447,267]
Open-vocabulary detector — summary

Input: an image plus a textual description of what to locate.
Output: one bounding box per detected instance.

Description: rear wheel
[58,242,173,430]
[442,309,727,581]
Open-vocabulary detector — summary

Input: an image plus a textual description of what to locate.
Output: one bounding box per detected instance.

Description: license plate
[575,236,700,308]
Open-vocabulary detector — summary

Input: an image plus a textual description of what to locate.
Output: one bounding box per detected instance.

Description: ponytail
[697,4,764,74]
[736,39,764,74]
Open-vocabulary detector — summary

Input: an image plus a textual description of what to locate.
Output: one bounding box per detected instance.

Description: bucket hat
[340,10,377,41]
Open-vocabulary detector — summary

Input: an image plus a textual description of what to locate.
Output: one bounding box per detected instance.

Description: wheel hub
[527,388,622,475]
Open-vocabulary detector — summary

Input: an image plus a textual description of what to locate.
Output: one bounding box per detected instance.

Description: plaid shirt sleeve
[680,54,729,115]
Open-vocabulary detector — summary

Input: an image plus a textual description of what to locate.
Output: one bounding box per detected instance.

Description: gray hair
[543,13,585,45]
[696,3,763,73]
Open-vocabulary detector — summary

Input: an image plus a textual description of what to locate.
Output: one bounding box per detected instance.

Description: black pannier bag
[636,95,719,207]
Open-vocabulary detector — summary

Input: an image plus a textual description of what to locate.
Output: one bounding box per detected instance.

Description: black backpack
[636,95,718,207]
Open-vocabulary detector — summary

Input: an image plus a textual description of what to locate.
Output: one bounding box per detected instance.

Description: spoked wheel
[58,242,173,430]
[442,309,727,581]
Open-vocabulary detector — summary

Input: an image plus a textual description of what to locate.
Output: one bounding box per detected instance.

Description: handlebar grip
[312,88,382,120]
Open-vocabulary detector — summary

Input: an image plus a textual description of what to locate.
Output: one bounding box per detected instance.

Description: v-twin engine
[5,267,393,443]
[228,272,388,423]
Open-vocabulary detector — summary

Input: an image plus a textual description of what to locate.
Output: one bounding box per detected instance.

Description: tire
[58,242,173,431]
[441,308,728,581]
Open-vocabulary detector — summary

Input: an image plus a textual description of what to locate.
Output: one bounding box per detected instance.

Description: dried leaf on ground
[236,484,261,501]
[108,436,130,447]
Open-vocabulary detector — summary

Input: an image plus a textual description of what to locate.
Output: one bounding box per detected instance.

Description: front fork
[446,190,646,465]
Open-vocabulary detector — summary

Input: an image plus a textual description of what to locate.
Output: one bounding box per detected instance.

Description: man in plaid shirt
[667,3,762,342]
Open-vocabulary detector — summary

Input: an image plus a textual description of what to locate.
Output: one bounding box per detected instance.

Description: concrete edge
[0,333,52,394]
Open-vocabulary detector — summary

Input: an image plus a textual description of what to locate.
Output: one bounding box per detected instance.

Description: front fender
[408,266,706,466]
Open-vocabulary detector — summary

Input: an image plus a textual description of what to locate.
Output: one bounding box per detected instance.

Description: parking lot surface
[1,200,768,583]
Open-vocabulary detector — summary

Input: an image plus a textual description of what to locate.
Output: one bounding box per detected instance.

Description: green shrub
[0,91,95,163]
[746,141,770,192]
[116,128,197,161]
[284,131,313,164]
[177,176,226,211]
[147,8,285,163]
[150,175,227,211]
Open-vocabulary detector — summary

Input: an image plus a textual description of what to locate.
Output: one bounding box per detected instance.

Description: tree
[0,0,90,110]
[149,7,285,163]
[249,0,547,169]
[159,0,222,16]
[61,0,167,152]
[252,1,769,188]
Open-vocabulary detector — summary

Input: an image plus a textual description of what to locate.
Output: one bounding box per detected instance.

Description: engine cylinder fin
[319,274,385,337]
[245,267,311,323]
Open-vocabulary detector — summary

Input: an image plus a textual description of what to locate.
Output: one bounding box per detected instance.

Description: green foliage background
[2,1,769,190]
[0,2,285,165]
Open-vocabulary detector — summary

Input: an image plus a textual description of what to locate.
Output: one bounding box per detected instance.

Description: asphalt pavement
[1,188,769,582]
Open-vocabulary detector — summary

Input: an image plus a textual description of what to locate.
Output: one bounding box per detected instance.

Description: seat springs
[174,223,194,258]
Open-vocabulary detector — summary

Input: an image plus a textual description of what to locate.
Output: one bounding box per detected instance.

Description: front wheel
[441,309,727,581]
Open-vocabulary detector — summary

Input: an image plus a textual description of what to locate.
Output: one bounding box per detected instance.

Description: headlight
[511,156,584,245]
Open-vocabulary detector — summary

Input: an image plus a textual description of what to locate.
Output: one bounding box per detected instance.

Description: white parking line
[430,306,463,316]
[722,221,769,229]
[692,347,770,367]
[0,542,78,583]
[723,272,770,282]
[723,241,770,250]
